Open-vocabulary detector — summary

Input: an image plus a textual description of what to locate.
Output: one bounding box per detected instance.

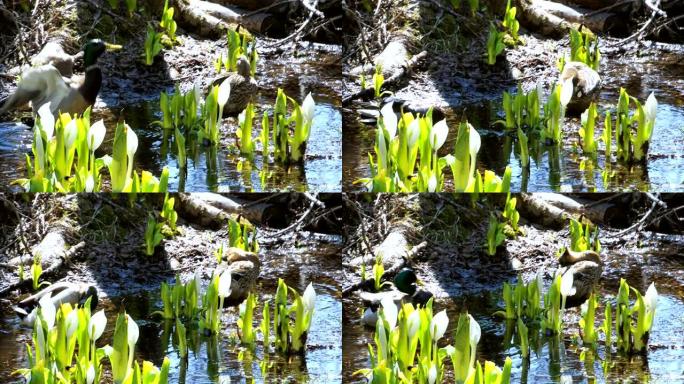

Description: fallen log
[191,193,288,228]
[177,193,236,229]
[7,221,73,267]
[343,50,427,105]
[518,0,575,37]
[536,0,628,34]
[176,0,280,37]
[532,193,626,226]
[518,193,574,229]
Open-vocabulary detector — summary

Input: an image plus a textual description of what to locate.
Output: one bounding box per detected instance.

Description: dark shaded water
[0,47,342,193]
[342,247,684,383]
[344,59,684,192]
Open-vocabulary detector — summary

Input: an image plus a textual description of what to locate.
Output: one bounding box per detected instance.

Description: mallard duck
[557,248,603,308]
[13,282,98,326]
[558,61,601,115]
[359,268,434,327]
[0,39,120,117]
[218,247,261,306]
[209,55,257,116]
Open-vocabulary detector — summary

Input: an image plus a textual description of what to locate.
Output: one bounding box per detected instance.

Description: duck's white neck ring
[85,64,100,72]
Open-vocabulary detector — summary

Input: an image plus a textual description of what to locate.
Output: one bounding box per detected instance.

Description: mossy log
[518,193,575,229]
[518,0,575,37]
[535,0,628,34]
[177,193,237,229]
[530,193,625,226]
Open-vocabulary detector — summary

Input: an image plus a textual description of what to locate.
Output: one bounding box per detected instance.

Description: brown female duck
[218,247,261,306]
[558,61,601,115]
[557,248,603,308]
[209,55,257,116]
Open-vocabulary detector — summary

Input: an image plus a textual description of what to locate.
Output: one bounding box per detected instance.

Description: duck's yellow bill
[105,42,123,51]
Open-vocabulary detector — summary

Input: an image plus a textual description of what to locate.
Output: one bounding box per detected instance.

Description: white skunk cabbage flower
[644,92,658,124]
[126,314,139,347]
[38,102,55,140]
[125,124,138,161]
[407,118,420,147]
[38,293,56,330]
[431,120,449,150]
[560,270,576,298]
[380,103,397,139]
[218,270,232,299]
[560,78,574,107]
[469,314,481,346]
[85,175,95,193]
[428,174,438,192]
[407,309,421,338]
[89,310,107,341]
[302,283,317,313]
[66,309,79,339]
[644,282,658,314]
[428,364,438,384]
[88,120,106,150]
[302,93,316,124]
[64,119,78,148]
[217,78,231,108]
[381,296,398,330]
[377,318,388,361]
[86,364,96,384]
[430,310,449,341]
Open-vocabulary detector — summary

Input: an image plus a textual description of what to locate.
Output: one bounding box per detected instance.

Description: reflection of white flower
[86,364,96,384]
[430,310,449,341]
[381,297,397,330]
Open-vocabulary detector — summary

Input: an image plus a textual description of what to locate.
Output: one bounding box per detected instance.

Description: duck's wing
[357,289,406,306]
[0,65,70,116]
[31,42,75,78]
[17,281,73,308]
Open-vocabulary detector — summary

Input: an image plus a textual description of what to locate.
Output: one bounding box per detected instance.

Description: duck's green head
[83,39,122,67]
[393,268,418,295]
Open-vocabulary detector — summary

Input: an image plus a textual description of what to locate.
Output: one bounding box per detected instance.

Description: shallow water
[342,248,684,383]
[0,46,342,193]
[344,58,684,192]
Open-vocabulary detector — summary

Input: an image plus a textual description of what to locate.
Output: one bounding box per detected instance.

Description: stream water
[342,246,684,383]
[0,45,342,193]
[344,56,684,192]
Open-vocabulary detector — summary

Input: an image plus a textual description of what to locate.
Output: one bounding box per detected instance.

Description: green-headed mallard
[218,247,261,306]
[557,248,602,308]
[0,39,120,117]
[359,268,434,327]
[13,282,98,326]
[559,61,601,115]
[210,55,257,116]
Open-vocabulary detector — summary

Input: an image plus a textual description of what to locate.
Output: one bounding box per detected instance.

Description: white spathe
[89,310,107,341]
[88,120,106,150]
[430,310,449,341]
[380,103,397,139]
[381,296,398,330]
